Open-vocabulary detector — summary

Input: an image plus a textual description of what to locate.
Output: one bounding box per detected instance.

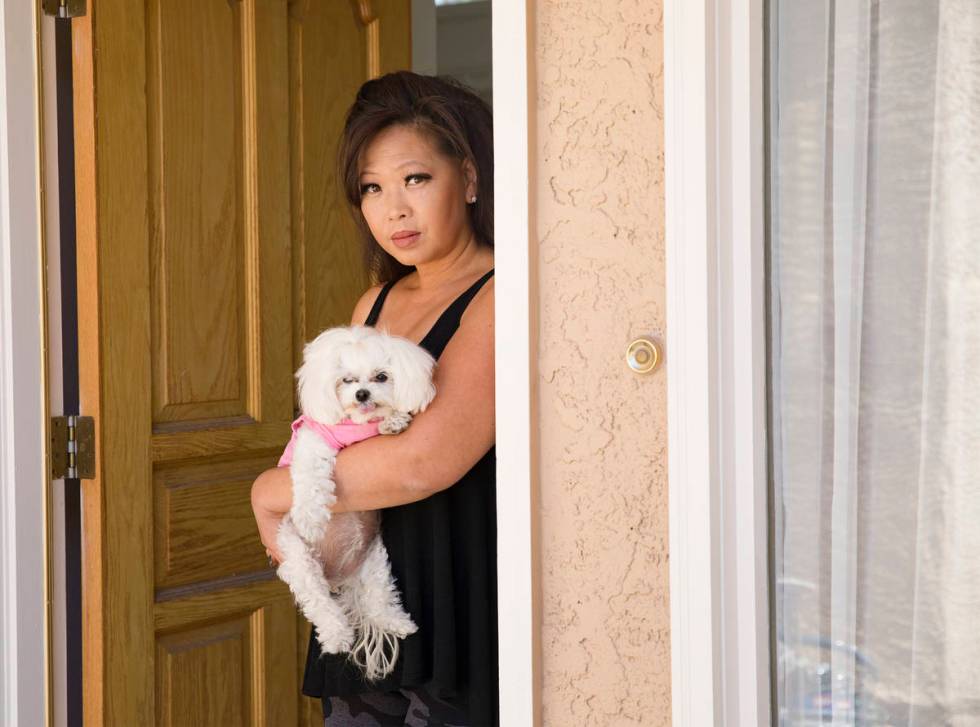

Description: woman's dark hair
[337,71,493,285]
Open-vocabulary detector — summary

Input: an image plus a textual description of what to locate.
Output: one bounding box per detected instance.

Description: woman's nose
[387,205,409,221]
[385,193,410,221]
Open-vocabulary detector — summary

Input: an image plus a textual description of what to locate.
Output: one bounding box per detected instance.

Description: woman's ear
[461,157,478,202]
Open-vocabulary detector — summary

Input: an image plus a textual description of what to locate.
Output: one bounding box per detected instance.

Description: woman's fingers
[251,471,288,565]
[262,533,284,565]
[265,545,283,566]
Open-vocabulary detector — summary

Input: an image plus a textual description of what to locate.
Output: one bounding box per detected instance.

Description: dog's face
[333,353,397,423]
[296,325,437,425]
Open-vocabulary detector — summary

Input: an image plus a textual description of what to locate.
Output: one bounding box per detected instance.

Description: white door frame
[0,2,49,726]
[3,3,541,727]
[492,2,539,726]
[664,0,772,724]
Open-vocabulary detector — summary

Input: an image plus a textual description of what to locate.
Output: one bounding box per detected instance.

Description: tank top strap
[363,268,494,359]
[420,268,494,359]
[364,279,396,327]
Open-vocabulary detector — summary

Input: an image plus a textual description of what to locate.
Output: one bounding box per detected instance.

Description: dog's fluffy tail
[348,620,402,683]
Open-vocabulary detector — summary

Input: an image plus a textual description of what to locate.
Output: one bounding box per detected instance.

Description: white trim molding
[664,0,771,724]
[0,2,48,726]
[492,1,540,726]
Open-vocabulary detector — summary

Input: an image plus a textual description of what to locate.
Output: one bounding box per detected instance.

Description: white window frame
[664,0,772,725]
[492,2,538,726]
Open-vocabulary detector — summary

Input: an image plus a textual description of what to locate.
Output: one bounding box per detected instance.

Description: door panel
[73,1,410,724]
[147,0,252,427]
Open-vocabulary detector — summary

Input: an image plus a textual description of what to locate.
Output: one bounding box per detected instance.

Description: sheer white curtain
[770,1,980,725]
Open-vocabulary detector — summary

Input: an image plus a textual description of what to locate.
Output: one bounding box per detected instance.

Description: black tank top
[301,268,498,727]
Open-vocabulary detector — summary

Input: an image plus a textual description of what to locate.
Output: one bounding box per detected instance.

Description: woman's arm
[251,278,495,561]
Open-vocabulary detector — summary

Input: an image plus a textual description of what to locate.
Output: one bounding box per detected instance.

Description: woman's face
[358,124,477,267]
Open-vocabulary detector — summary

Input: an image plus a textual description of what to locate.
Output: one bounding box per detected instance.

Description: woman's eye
[361,175,427,196]
[374,372,388,383]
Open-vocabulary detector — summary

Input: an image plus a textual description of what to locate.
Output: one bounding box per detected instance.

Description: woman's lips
[391,231,420,248]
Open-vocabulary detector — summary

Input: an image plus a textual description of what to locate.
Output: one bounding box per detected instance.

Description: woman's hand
[250,467,294,565]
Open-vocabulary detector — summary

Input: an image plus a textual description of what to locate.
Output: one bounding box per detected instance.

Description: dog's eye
[341,376,355,384]
[374,372,388,383]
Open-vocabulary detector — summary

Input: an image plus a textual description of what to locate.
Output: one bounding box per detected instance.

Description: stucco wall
[533,1,671,725]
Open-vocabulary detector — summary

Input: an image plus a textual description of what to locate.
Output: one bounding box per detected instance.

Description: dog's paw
[316,621,356,655]
[378,411,412,435]
[383,607,419,639]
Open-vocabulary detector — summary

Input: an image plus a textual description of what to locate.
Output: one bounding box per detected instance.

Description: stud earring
[468,195,477,204]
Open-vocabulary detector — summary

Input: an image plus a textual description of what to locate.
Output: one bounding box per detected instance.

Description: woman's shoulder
[350,283,386,325]
[458,269,494,328]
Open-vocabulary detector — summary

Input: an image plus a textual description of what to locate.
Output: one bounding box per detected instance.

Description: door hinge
[51,415,95,480]
[41,0,86,18]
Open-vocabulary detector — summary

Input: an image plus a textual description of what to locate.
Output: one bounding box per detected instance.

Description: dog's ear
[384,335,437,415]
[296,326,351,424]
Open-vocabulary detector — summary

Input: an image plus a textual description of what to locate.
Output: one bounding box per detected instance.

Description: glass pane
[768,1,980,725]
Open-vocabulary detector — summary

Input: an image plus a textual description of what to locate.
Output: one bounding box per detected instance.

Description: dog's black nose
[355,389,371,402]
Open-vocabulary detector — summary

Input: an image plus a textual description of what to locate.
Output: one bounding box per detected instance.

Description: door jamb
[664,0,772,723]
[492,2,541,726]
[0,2,50,726]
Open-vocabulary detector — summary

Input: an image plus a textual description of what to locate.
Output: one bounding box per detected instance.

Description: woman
[250,71,497,727]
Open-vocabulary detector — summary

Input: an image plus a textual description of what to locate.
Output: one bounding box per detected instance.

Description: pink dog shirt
[277,414,381,468]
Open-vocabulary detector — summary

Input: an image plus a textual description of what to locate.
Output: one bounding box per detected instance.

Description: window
[769,2,980,724]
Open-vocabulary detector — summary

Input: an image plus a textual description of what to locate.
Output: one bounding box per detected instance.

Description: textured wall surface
[534,1,671,724]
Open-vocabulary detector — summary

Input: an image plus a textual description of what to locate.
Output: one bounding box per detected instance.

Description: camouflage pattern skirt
[323,684,472,726]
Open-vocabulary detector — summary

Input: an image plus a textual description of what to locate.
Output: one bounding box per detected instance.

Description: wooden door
[72,2,410,725]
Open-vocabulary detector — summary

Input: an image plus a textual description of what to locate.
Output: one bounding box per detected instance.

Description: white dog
[274,324,436,681]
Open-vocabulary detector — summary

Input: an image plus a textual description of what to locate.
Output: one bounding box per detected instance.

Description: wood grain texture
[377,0,411,77]
[254,600,300,725]
[155,602,297,726]
[74,0,410,723]
[151,420,289,461]
[71,6,104,725]
[73,1,154,724]
[243,0,293,425]
[156,618,250,727]
[288,0,373,384]
[148,0,249,426]
[297,618,322,726]
[154,578,288,633]
[154,454,276,590]
[352,0,377,25]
